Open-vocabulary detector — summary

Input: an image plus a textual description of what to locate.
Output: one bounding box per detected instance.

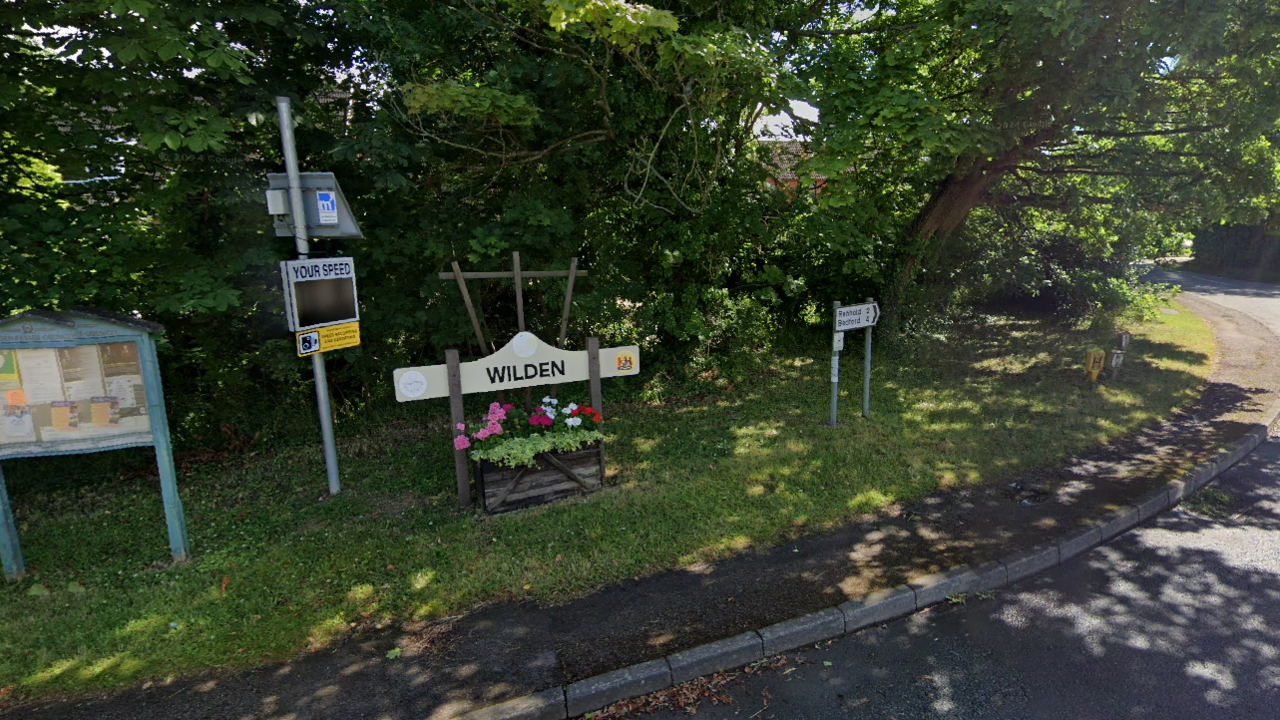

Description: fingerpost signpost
[830,298,880,425]
[268,96,363,496]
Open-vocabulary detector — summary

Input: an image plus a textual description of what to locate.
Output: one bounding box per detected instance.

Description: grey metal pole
[276,97,310,258]
[277,96,341,495]
[863,296,873,419]
[312,353,341,495]
[830,301,841,426]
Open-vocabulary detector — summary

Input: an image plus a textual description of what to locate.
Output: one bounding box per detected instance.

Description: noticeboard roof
[0,308,164,335]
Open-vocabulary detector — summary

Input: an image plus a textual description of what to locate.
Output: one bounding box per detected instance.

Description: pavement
[633,430,1280,720]
[5,269,1280,720]
[613,267,1280,720]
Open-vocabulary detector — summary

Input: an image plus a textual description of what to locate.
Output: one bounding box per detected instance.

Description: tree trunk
[881,128,1060,331]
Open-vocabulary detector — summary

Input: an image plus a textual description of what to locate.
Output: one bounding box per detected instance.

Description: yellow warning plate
[297,322,360,357]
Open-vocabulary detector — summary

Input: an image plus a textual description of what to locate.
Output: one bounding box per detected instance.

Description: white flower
[546,408,557,419]
[565,416,582,427]
[542,396,553,403]
[566,403,578,413]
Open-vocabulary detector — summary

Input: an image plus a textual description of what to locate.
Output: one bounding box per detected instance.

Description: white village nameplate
[392,332,640,402]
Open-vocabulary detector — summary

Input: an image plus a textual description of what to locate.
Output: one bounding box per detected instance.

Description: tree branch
[1076,125,1224,138]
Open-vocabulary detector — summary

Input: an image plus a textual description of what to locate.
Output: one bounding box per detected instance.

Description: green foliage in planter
[470,430,605,469]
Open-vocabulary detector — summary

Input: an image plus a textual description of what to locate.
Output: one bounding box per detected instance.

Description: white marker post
[830,302,842,426]
[276,96,341,495]
[831,298,880,424]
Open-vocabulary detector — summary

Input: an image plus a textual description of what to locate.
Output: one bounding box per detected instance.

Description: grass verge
[0,303,1214,700]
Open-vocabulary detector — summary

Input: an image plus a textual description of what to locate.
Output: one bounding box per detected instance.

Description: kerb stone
[972,560,1007,592]
[1002,545,1060,584]
[1058,526,1103,562]
[1134,488,1170,521]
[839,585,917,632]
[758,608,845,656]
[909,565,979,608]
[1096,505,1140,541]
[565,659,671,718]
[668,631,763,685]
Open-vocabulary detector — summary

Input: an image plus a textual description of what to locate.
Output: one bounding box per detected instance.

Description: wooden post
[446,349,471,509]
[452,261,489,353]
[513,252,533,412]
[587,336,605,475]
[557,258,578,348]
[512,251,525,332]
[587,337,603,416]
[550,257,579,400]
[0,464,24,580]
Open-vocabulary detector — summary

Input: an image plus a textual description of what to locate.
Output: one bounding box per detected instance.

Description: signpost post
[271,96,362,496]
[831,298,880,424]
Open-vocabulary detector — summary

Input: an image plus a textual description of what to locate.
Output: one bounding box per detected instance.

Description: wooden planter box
[475,442,605,513]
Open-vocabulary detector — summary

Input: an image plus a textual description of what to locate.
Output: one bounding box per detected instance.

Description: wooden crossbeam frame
[441,253,585,351]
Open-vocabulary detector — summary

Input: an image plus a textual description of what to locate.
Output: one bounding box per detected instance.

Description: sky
[756,100,820,139]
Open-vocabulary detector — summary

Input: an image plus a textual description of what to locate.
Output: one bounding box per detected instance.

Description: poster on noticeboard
[0,342,150,452]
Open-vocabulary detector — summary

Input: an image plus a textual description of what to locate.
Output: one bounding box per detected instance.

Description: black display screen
[295,278,357,328]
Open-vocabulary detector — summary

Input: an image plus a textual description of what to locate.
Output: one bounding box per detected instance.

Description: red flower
[593,413,602,423]
[582,407,594,415]
[570,408,580,417]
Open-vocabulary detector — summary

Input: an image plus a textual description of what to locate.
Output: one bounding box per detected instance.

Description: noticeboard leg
[155,443,190,562]
[141,335,190,561]
[0,464,25,580]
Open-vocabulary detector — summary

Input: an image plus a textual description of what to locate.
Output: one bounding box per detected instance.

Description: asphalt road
[1152,266,1280,336]
[634,273,1280,720]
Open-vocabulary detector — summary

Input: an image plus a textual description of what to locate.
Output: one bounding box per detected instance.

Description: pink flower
[489,401,501,413]
[502,403,514,411]
[454,435,471,450]
[474,428,491,440]
[540,415,554,427]
[529,416,540,426]
[486,420,503,435]
[456,423,466,431]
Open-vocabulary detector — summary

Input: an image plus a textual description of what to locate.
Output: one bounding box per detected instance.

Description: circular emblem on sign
[512,331,539,358]
[398,370,428,399]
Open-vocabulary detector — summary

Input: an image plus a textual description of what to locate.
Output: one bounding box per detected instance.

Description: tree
[788,0,1280,322]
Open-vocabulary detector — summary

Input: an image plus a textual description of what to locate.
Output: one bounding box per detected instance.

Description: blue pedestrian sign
[316,191,338,225]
